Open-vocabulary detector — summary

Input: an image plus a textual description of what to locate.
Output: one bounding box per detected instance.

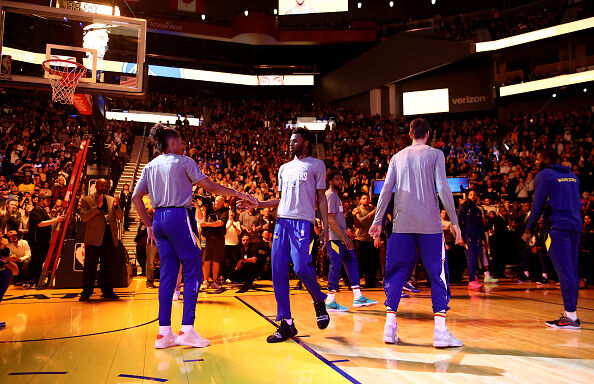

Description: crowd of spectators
[120,91,593,289]
[0,91,133,287]
[1,88,593,292]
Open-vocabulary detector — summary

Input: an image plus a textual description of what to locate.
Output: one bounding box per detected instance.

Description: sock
[180,325,194,333]
[386,311,396,326]
[159,326,172,336]
[484,271,491,278]
[352,287,362,300]
[524,271,530,277]
[326,292,335,304]
[564,311,578,321]
[542,273,548,279]
[434,312,447,331]
[285,318,293,325]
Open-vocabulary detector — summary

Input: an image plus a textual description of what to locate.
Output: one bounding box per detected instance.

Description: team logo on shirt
[286,171,308,188]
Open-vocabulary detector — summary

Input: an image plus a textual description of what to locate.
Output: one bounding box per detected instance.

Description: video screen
[372,177,469,196]
[403,88,449,116]
[447,177,469,193]
[279,0,348,15]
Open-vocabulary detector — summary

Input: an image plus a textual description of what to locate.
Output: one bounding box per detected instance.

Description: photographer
[6,230,31,285]
[1,196,22,234]
[1,240,19,328]
[200,195,228,290]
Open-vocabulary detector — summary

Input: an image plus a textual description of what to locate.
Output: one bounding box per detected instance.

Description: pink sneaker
[468,280,483,291]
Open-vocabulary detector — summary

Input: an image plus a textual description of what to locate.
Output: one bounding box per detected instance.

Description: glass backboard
[0,1,146,95]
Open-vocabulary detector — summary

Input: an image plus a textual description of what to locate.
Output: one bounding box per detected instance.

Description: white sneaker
[433,329,463,348]
[154,332,177,349]
[175,330,210,348]
[383,323,398,344]
[173,290,181,301]
[201,281,209,290]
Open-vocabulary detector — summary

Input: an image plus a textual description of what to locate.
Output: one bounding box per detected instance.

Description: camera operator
[199,195,228,290]
[1,196,22,235]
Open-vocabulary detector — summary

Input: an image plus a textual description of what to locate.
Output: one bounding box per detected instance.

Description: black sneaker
[266,319,298,343]
[101,292,120,300]
[314,301,330,329]
[536,277,549,285]
[294,281,304,290]
[146,281,157,289]
[546,315,581,330]
[517,275,531,283]
[79,292,91,301]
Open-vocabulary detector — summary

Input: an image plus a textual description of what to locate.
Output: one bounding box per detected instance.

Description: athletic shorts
[202,236,225,263]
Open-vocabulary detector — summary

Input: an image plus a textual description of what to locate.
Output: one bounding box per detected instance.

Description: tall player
[133,124,257,349]
[325,169,377,311]
[369,118,463,348]
[251,127,330,343]
[522,150,582,329]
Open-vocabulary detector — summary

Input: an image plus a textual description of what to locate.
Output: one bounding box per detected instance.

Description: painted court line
[183,359,204,362]
[118,374,167,382]
[328,359,350,363]
[234,296,362,384]
[9,372,67,375]
[0,318,158,343]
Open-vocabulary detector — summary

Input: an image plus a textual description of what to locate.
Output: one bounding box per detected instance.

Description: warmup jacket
[457,200,487,241]
[525,164,582,233]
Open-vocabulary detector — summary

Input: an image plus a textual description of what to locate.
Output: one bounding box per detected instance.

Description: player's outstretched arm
[197,177,258,208]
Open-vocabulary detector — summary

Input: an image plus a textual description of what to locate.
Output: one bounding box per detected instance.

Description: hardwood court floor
[1,278,593,383]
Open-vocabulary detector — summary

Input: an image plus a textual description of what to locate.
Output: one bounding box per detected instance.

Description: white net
[43,60,86,104]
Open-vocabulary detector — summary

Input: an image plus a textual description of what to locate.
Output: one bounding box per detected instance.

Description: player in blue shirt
[523,150,582,329]
[133,124,257,349]
[248,127,330,343]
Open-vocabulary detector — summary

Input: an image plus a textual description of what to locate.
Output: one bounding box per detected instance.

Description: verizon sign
[451,95,488,105]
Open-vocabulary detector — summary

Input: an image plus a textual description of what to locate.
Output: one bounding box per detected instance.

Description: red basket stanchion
[42,59,87,104]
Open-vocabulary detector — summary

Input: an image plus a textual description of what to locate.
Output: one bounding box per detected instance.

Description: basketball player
[325,169,377,311]
[522,150,582,329]
[248,127,330,343]
[369,118,464,348]
[133,124,257,349]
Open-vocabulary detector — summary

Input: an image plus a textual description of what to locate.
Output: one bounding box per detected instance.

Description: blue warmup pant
[464,235,482,282]
[326,240,360,292]
[385,233,450,314]
[153,208,202,326]
[272,218,327,321]
[547,229,581,312]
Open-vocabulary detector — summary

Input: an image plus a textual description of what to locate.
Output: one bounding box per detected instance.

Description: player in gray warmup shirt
[324,169,377,312]
[369,118,464,348]
[248,127,330,343]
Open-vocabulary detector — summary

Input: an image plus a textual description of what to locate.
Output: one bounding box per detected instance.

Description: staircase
[115,135,149,261]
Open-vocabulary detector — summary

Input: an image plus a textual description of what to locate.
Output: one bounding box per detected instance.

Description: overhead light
[584,88,588,92]
[274,8,278,15]
[244,10,248,16]
[431,0,436,4]
[201,14,205,20]
[552,93,557,98]
[389,1,394,7]
[357,2,362,8]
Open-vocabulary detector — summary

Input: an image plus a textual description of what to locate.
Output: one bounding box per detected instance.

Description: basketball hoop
[42,59,87,104]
